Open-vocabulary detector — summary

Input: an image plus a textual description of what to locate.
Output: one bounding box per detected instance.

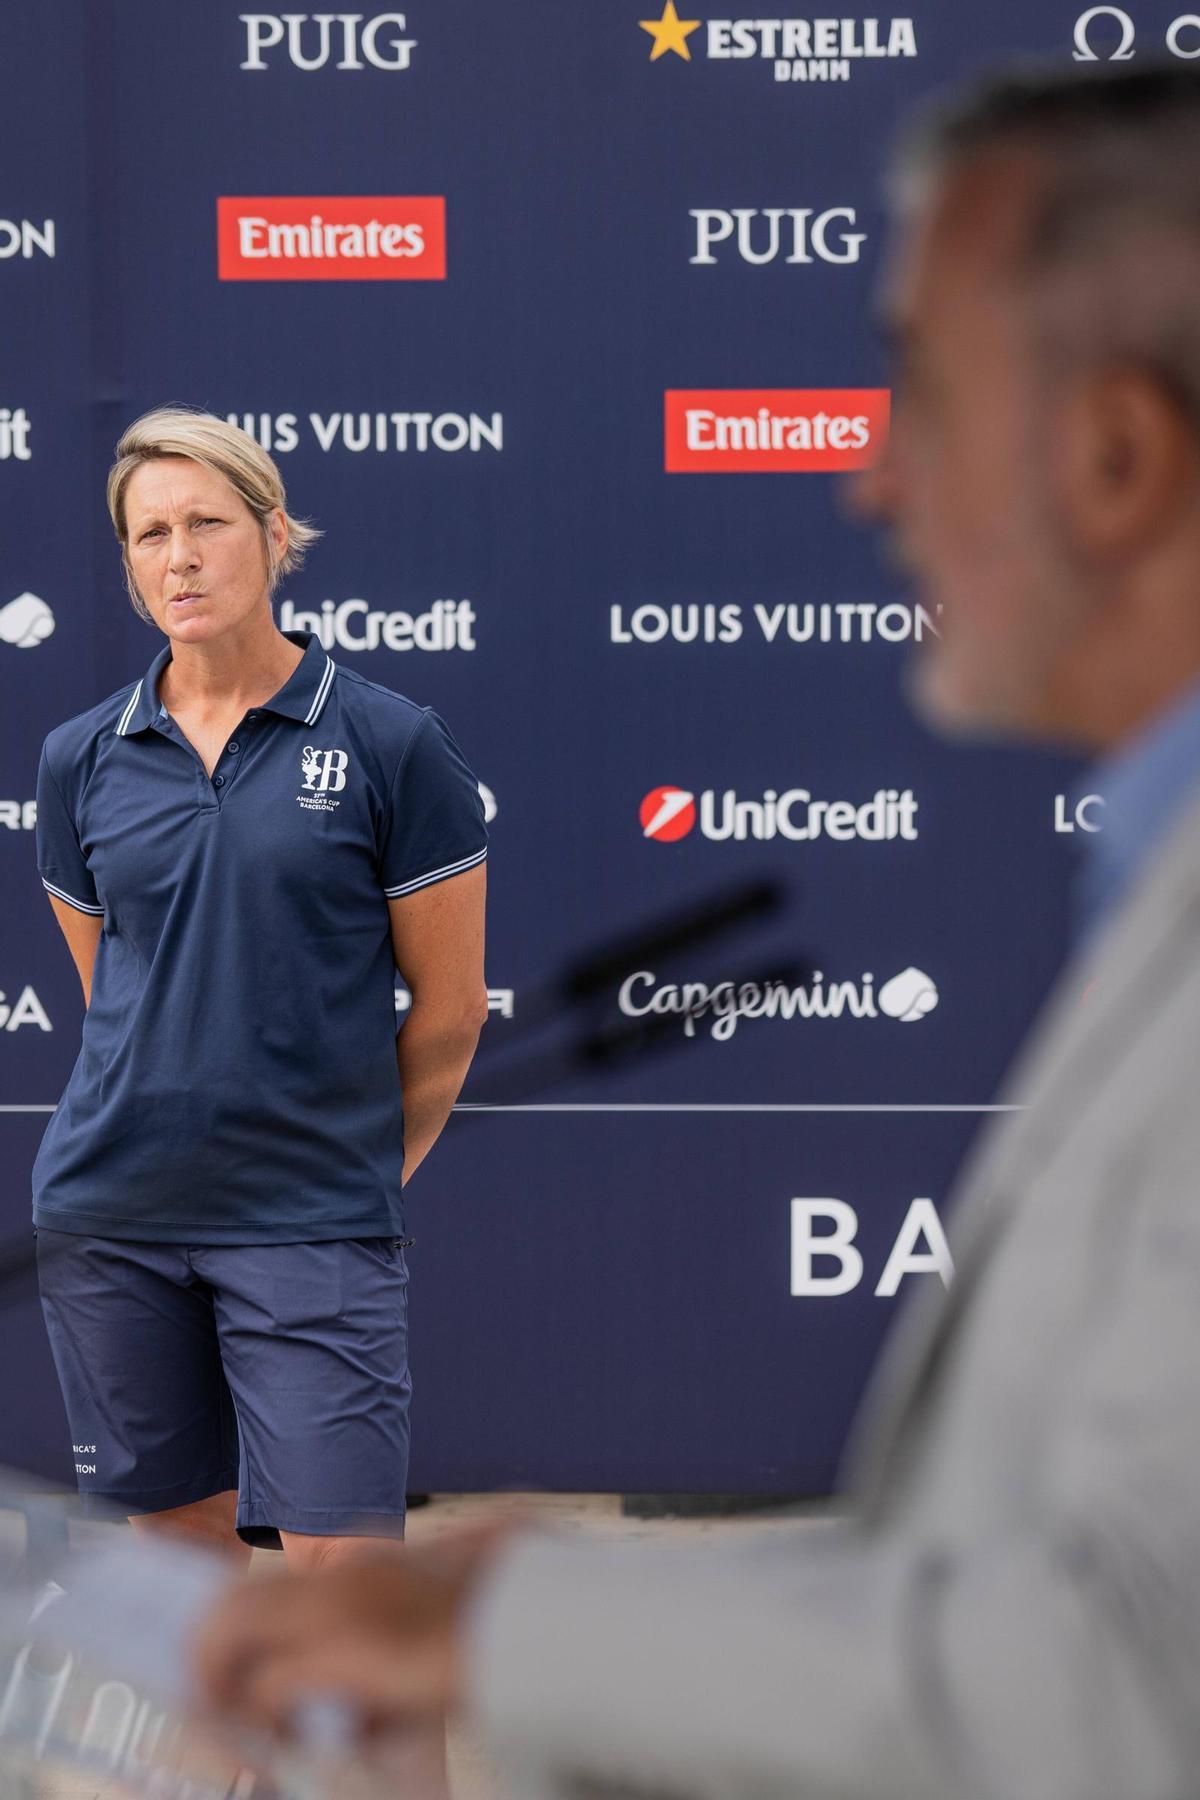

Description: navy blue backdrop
[1,0,1172,1492]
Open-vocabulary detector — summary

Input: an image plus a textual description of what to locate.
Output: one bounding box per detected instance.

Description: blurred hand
[192,1519,520,1737]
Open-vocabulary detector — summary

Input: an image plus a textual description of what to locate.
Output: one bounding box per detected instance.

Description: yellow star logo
[640,1,701,61]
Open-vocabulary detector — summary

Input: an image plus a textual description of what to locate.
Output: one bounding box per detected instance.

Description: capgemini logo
[877,966,939,1022]
[618,967,940,1040]
[0,592,54,648]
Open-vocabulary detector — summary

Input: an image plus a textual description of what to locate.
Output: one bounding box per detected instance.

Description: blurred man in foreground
[197,63,1200,1799]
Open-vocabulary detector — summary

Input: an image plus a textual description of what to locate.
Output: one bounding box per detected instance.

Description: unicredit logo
[641,787,697,841]
[665,389,888,472]
[278,596,475,652]
[218,196,445,281]
[640,784,919,842]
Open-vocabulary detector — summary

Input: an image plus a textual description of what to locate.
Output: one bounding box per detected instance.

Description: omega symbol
[1073,6,1136,59]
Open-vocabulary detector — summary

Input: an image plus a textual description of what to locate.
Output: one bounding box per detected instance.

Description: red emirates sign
[217,196,446,281]
[665,389,889,472]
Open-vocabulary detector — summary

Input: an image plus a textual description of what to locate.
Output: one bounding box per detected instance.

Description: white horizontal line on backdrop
[454,1103,1020,1114]
[0,1102,1020,1116]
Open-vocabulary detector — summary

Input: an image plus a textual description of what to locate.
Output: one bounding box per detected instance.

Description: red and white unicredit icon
[218,196,446,280]
[665,389,889,472]
[641,787,697,842]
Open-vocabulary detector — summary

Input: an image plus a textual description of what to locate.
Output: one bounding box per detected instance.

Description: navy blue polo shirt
[33,628,487,1243]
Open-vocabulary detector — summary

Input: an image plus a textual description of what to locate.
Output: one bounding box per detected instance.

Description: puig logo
[241,13,416,70]
[690,207,864,266]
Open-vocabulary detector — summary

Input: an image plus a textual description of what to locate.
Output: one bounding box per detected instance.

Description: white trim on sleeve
[42,877,104,916]
[384,846,487,899]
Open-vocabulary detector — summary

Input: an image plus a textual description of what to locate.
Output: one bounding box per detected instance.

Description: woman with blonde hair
[32,406,487,1573]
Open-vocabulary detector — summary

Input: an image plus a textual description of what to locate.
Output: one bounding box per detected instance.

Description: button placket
[209,713,259,799]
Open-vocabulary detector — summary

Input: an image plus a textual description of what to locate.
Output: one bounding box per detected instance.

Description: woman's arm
[46,896,103,1005]
[388,862,488,1184]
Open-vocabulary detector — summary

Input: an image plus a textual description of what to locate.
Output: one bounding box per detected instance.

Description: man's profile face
[857,149,1093,742]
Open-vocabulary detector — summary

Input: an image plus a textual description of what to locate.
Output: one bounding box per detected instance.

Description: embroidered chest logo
[298,744,349,811]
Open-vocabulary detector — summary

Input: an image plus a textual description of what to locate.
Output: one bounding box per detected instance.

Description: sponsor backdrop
[0,1,1157,1492]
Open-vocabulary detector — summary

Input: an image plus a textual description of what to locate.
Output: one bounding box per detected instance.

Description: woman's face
[123,456,283,644]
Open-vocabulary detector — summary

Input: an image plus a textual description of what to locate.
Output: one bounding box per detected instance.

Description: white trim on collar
[305,656,336,727]
[115,680,143,737]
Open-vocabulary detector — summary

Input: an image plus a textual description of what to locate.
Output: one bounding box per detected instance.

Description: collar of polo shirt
[114,629,336,738]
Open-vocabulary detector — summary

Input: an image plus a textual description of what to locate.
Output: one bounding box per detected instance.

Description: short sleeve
[379,710,488,898]
[37,743,103,915]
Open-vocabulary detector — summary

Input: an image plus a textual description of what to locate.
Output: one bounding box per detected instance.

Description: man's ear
[1055,365,1198,564]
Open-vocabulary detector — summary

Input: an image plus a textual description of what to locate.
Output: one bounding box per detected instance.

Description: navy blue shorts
[35,1230,412,1549]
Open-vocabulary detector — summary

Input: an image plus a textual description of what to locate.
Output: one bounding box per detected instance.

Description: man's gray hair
[894,63,1200,427]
